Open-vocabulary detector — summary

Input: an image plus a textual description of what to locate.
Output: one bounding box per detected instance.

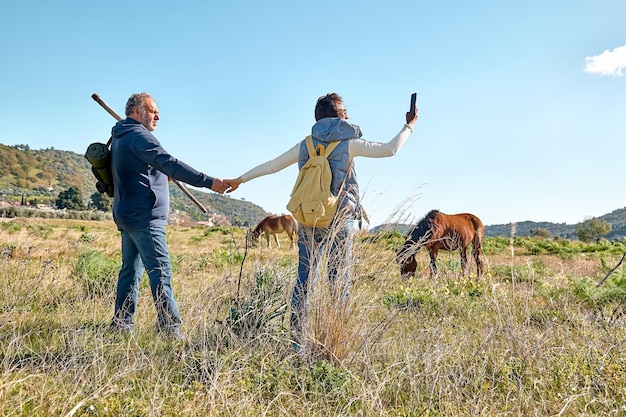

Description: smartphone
[410,93,417,112]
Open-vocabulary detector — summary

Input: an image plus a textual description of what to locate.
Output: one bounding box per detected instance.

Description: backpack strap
[303,135,353,204]
[304,135,340,158]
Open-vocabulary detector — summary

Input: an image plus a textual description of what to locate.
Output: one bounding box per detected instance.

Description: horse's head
[395,217,435,278]
[396,242,418,278]
[401,258,418,277]
[250,226,262,243]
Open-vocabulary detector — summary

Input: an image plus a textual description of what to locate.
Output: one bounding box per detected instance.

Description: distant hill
[0,143,269,226]
[484,207,626,240]
[3,143,626,236]
[370,208,626,240]
[484,221,577,239]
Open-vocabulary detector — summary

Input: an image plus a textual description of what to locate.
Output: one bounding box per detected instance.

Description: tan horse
[252,214,298,249]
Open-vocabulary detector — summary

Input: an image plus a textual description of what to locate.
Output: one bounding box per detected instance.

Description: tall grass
[1,217,626,416]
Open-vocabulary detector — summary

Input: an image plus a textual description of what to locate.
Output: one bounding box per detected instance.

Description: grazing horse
[252,214,298,249]
[396,210,484,278]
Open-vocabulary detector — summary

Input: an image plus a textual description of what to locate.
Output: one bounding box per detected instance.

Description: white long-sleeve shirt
[239,124,413,183]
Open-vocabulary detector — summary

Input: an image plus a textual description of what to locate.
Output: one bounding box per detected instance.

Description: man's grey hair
[125,92,152,116]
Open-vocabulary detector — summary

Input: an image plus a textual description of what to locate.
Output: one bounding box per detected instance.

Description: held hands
[209,177,243,194]
[210,178,229,194]
[224,177,243,193]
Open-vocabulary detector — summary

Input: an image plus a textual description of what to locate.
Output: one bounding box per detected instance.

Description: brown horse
[396,210,484,278]
[252,214,298,249]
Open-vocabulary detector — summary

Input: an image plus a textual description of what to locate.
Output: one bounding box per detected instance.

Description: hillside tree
[530,228,550,239]
[56,186,85,210]
[576,218,612,243]
[90,191,112,212]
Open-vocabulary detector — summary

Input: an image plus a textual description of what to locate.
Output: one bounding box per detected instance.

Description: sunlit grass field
[1,217,625,416]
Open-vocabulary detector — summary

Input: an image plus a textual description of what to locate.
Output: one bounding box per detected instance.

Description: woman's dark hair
[314,93,343,121]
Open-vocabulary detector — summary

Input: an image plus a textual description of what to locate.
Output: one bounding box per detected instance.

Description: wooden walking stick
[91,93,208,213]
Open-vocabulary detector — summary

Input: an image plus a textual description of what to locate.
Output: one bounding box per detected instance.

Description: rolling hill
[0,143,269,227]
[2,142,625,237]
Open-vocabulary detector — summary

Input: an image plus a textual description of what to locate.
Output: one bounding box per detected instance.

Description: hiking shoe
[106,323,132,342]
[108,322,132,335]
[159,326,186,341]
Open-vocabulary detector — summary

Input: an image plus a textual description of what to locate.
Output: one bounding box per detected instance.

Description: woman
[225,93,418,346]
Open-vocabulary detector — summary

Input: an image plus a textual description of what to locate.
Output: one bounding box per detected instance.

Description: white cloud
[584,44,626,76]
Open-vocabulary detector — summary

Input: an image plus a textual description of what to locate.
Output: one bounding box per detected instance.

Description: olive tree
[55,186,85,211]
[90,191,112,212]
[530,228,550,239]
[576,218,611,243]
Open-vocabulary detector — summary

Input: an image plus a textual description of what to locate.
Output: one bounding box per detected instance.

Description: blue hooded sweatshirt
[110,118,214,230]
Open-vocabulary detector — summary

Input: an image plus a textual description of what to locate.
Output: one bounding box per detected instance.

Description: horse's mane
[422,209,440,220]
[409,209,440,241]
[252,216,271,235]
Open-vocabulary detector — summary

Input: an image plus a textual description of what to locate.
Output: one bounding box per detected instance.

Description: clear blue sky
[2,1,625,227]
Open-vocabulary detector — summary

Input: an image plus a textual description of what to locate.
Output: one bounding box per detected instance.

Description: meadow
[1,217,625,416]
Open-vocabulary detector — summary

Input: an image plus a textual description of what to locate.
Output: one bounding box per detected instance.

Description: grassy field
[1,217,625,416]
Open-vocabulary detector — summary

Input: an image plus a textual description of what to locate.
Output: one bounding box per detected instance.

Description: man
[224,93,418,347]
[110,92,227,340]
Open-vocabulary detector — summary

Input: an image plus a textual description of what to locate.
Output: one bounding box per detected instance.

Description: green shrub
[73,249,119,298]
[483,236,512,255]
[1,243,16,258]
[222,268,288,340]
[212,247,244,268]
[444,278,484,298]
[492,263,541,283]
[383,285,439,310]
[360,229,405,250]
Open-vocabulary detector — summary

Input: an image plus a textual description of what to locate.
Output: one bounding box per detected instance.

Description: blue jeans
[112,226,181,330]
[290,219,354,335]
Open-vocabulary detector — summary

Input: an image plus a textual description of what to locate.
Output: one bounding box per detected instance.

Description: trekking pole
[91,93,208,213]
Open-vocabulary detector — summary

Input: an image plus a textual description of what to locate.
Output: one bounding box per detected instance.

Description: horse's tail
[468,215,485,276]
[283,214,297,238]
[470,215,485,250]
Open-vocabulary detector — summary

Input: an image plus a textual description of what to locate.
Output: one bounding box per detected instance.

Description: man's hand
[224,177,243,193]
[210,178,228,194]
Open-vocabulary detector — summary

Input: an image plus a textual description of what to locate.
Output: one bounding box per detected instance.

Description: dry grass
[1,217,626,416]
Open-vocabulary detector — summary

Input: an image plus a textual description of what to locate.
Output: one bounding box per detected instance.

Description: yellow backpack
[286,136,341,228]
